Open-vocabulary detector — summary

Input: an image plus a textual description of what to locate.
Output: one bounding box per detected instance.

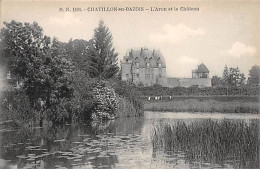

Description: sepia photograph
[0,0,259,169]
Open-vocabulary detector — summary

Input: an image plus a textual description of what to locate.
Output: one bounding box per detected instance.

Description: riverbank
[143,96,259,114]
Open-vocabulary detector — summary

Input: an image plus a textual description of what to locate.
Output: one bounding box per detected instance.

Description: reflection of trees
[0,116,145,168]
[114,117,145,134]
[0,128,43,161]
[91,120,115,131]
[151,119,260,168]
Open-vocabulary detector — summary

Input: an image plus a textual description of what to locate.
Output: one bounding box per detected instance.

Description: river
[0,112,259,169]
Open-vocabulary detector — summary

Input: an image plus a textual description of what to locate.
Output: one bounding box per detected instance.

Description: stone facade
[166,77,212,88]
[121,48,211,88]
[121,48,167,87]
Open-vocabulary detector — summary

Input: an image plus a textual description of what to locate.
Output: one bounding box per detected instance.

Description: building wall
[132,66,167,87]
[192,72,209,78]
[167,78,180,88]
[179,78,212,88]
[122,62,167,87]
[121,62,132,82]
[166,78,212,88]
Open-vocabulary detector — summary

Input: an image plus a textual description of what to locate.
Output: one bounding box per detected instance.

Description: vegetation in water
[151,119,260,168]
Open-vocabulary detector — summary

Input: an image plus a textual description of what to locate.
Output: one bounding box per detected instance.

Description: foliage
[0,91,40,127]
[0,20,74,122]
[139,85,259,96]
[91,80,118,120]
[67,70,96,121]
[65,39,89,73]
[248,65,260,86]
[110,79,144,116]
[222,65,229,85]
[86,20,119,79]
[221,66,246,87]
[0,20,144,125]
[211,75,223,87]
[228,67,246,87]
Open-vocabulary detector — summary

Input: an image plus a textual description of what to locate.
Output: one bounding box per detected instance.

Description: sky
[1,0,260,78]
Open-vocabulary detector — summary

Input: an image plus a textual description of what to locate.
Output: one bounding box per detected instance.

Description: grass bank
[144,97,259,114]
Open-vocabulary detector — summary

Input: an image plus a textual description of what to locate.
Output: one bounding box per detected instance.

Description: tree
[211,75,223,87]
[0,20,73,115]
[248,65,260,86]
[228,67,245,87]
[220,65,245,87]
[65,39,89,73]
[0,21,45,81]
[86,20,119,79]
[222,65,229,86]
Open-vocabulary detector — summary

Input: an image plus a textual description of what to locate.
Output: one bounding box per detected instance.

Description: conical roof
[198,63,209,73]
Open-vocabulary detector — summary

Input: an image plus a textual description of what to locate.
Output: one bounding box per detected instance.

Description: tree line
[0,20,142,125]
[212,65,260,87]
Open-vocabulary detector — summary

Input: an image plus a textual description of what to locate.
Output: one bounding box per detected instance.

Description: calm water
[0,112,259,169]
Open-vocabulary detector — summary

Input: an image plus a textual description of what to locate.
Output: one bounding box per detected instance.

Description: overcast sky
[1,0,260,78]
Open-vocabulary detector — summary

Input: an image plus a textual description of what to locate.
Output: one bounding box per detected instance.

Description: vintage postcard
[0,0,259,169]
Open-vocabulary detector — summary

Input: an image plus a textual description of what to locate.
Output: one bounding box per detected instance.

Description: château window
[126,74,129,78]
[136,68,139,73]
[146,63,150,67]
[136,62,139,68]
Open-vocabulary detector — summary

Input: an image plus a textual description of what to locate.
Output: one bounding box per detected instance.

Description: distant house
[192,63,209,78]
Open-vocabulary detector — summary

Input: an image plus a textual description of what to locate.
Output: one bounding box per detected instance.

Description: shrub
[109,79,144,116]
[91,80,118,120]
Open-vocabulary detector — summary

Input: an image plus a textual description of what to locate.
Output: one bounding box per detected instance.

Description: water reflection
[0,113,259,169]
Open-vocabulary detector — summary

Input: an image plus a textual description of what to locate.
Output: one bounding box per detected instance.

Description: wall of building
[166,78,212,88]
[179,78,212,88]
[167,78,180,88]
[121,62,132,82]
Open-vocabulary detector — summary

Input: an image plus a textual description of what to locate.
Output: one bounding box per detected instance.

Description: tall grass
[111,79,144,117]
[116,97,143,117]
[144,99,259,114]
[151,119,260,168]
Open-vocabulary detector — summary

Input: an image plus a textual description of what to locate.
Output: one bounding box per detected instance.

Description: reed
[151,119,260,168]
[115,97,143,117]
